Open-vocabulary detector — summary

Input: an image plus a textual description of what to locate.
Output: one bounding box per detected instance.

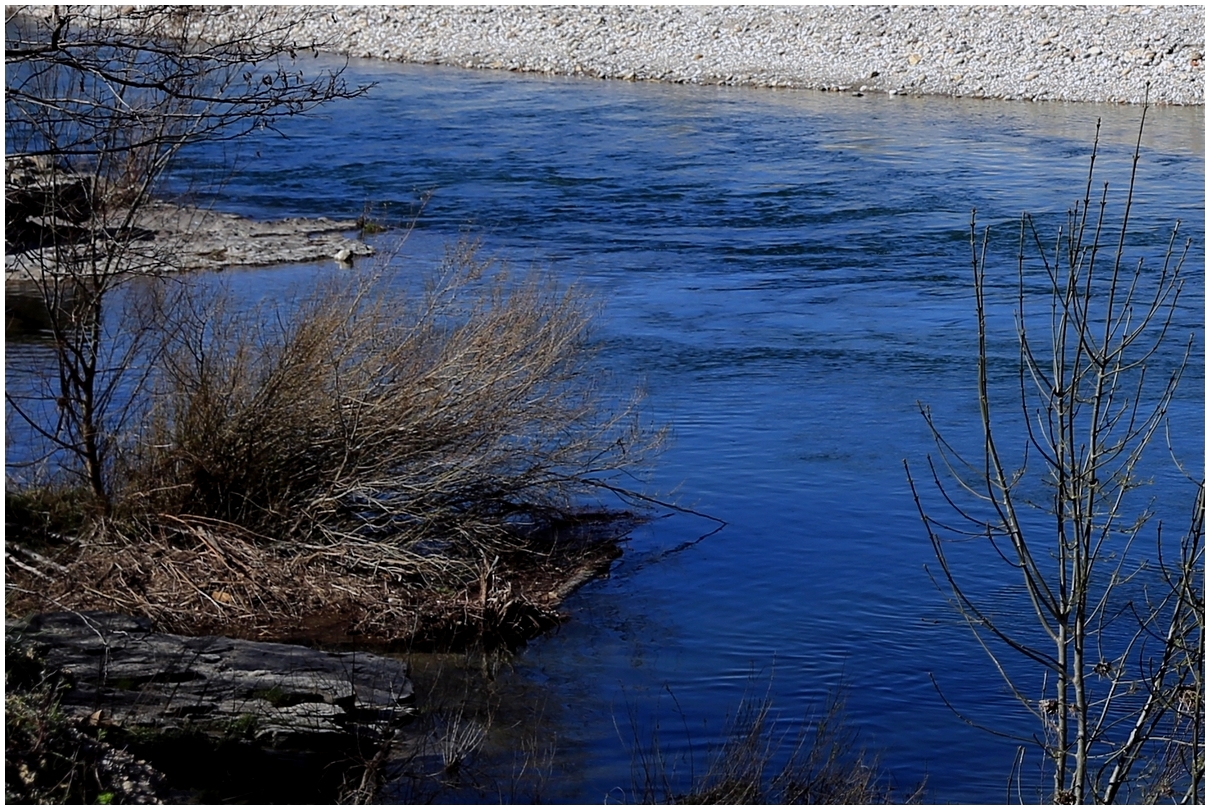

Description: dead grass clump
[628,688,923,804]
[6,487,631,648]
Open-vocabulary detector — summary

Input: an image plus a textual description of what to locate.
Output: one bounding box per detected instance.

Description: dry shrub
[129,242,650,545]
[7,242,658,645]
[7,239,653,644]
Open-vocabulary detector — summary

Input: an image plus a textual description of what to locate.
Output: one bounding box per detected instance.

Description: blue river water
[8,58,1204,802]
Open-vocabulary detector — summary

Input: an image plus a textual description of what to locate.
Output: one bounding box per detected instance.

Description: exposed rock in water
[10,611,415,743]
[117,202,375,273]
[5,201,374,281]
[5,156,99,236]
[5,156,374,281]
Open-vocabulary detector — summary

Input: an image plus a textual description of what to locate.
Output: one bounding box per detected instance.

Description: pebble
[201,5,1203,105]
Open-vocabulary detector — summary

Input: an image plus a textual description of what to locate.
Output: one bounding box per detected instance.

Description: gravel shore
[219,5,1203,105]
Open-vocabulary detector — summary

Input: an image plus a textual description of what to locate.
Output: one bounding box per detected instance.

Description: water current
[6,58,1204,802]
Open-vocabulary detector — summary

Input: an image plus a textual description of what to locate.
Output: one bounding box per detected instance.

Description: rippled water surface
[9,59,1204,802]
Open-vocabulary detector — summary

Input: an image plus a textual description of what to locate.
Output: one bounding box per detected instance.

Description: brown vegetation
[625,687,924,804]
[5,6,659,650]
[7,244,659,648]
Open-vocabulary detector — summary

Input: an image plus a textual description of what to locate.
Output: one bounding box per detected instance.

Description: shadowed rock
[8,611,415,749]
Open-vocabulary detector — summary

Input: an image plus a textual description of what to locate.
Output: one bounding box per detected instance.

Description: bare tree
[5,5,368,511]
[906,112,1203,803]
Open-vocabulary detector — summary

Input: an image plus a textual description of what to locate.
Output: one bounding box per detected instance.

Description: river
[7,57,1204,802]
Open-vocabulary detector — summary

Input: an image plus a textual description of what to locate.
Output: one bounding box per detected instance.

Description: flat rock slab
[5,201,374,281]
[8,612,415,749]
[130,202,376,272]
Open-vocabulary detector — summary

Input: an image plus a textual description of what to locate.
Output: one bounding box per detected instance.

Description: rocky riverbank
[207,5,1203,105]
[6,612,418,803]
[4,157,373,282]
[4,203,374,283]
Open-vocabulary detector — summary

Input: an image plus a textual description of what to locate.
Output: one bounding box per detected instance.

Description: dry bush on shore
[7,244,659,645]
[133,241,651,549]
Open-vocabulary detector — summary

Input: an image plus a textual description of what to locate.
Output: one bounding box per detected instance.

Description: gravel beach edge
[213,5,1203,105]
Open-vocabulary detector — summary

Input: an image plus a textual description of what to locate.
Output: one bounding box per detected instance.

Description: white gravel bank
[219,5,1203,105]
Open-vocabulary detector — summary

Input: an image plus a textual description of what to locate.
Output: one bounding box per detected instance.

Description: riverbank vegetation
[7,245,658,645]
[5,5,661,648]
[624,687,923,804]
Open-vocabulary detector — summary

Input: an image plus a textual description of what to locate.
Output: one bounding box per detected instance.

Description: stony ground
[212,5,1204,105]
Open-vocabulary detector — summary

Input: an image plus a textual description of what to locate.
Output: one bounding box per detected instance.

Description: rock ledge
[8,611,415,747]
